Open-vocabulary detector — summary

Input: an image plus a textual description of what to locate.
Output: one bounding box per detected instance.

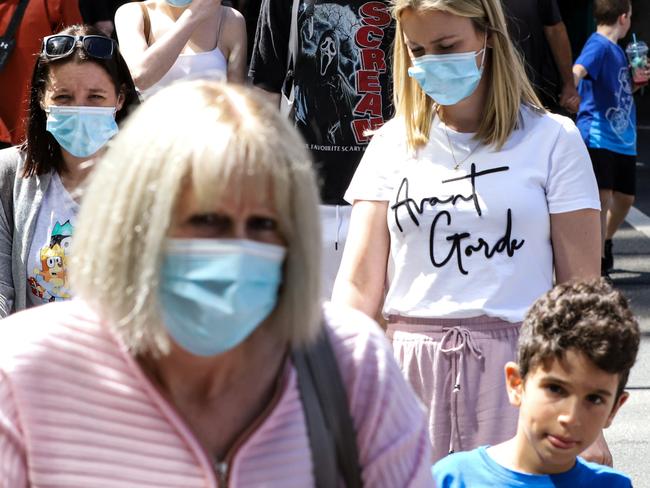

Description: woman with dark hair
[0,24,139,318]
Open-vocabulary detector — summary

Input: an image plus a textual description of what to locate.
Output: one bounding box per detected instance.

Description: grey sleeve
[0,148,19,318]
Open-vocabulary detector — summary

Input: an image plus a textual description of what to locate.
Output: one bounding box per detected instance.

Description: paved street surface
[606,127,650,486]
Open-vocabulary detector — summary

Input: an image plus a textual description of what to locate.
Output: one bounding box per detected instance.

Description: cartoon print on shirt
[29,220,73,302]
[293,1,392,147]
[605,67,636,147]
[391,164,525,275]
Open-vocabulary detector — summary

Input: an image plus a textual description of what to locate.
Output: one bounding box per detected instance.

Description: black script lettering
[429,210,471,275]
[464,209,525,258]
[391,179,476,232]
[391,163,509,233]
[442,163,510,217]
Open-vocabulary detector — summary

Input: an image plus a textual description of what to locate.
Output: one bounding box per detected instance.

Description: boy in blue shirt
[573,0,649,278]
[433,279,640,487]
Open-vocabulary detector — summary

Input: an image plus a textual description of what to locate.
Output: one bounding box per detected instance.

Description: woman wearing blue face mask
[0,24,139,318]
[0,81,433,486]
[333,0,607,464]
[114,0,246,97]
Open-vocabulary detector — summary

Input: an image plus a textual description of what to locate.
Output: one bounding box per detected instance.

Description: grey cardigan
[0,147,52,318]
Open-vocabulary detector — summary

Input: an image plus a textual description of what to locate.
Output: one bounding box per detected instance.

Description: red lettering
[354,93,383,117]
[357,70,381,92]
[352,117,384,144]
[359,2,391,27]
[355,25,384,49]
[361,48,386,72]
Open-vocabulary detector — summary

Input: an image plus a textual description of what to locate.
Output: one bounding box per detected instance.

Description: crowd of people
[0,0,647,486]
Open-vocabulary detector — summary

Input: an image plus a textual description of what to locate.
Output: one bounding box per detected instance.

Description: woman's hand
[187,0,222,23]
[331,200,389,319]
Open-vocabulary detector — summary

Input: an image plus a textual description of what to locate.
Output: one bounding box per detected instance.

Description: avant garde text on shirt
[390,164,525,275]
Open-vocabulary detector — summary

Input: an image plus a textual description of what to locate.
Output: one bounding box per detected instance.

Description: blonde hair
[392,0,543,151]
[71,81,323,356]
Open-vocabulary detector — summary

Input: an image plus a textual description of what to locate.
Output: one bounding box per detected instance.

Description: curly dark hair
[594,0,631,26]
[518,279,640,399]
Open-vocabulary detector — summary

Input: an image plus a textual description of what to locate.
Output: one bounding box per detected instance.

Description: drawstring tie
[440,327,483,455]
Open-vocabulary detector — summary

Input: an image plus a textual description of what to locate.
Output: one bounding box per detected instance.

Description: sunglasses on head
[42,35,115,60]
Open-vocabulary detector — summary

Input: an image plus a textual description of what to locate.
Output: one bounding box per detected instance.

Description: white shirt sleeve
[545,115,601,214]
[344,119,407,203]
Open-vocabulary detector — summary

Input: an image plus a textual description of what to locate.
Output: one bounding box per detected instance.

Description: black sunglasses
[42,35,115,60]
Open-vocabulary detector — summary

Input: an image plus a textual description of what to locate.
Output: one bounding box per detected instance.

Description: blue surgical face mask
[159,238,286,357]
[45,105,118,158]
[166,0,192,6]
[407,34,488,106]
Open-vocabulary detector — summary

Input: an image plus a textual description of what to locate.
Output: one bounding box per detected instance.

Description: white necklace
[439,117,482,171]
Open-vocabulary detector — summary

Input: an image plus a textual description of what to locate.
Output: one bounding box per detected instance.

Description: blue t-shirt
[576,32,637,156]
[432,446,632,487]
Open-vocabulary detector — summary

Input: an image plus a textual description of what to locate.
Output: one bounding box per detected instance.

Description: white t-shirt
[26,172,78,306]
[345,106,600,322]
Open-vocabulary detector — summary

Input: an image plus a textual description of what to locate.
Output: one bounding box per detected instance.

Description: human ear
[116,87,126,112]
[504,362,523,407]
[485,29,494,49]
[604,391,629,429]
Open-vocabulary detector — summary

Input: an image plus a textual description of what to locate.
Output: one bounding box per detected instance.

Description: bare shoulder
[222,5,245,22]
[115,0,148,35]
[220,7,246,37]
[115,0,145,19]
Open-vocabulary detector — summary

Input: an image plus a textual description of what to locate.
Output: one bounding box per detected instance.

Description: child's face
[505,349,628,474]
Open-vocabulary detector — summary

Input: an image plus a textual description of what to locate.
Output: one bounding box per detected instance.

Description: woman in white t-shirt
[332,0,604,463]
[115,0,246,97]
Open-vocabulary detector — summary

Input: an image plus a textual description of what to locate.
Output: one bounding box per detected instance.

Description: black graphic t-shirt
[502,0,563,108]
[250,0,395,204]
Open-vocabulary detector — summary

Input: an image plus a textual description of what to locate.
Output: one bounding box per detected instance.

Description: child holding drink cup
[573,0,649,279]
[626,35,649,86]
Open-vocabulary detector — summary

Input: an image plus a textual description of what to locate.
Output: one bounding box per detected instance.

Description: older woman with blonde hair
[0,81,432,486]
[333,0,606,463]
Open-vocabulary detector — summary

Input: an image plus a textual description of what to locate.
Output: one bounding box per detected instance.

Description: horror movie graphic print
[294,1,394,203]
[293,1,393,148]
[250,0,394,203]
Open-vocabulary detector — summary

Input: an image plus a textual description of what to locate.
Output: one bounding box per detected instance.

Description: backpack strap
[140,2,152,46]
[2,0,29,40]
[293,328,363,488]
[0,0,29,72]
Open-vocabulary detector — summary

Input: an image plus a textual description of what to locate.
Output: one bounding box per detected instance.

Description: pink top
[0,300,433,487]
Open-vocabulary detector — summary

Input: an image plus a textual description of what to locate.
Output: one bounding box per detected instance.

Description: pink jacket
[0,300,433,487]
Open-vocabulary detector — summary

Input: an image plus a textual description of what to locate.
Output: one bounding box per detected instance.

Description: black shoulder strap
[2,0,30,40]
[293,329,363,488]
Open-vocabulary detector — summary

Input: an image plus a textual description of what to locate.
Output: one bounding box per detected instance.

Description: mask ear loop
[476,31,488,70]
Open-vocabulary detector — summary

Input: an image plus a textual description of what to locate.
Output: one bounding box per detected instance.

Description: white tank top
[141,47,228,98]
